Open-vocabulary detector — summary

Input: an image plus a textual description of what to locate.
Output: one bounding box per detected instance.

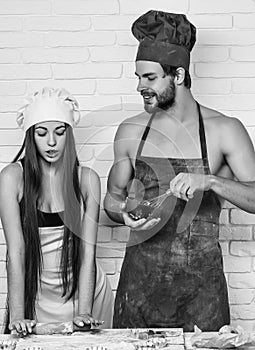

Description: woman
[0,87,113,335]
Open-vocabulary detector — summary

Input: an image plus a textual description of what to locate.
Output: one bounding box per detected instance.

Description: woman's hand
[73,313,104,329]
[9,319,36,336]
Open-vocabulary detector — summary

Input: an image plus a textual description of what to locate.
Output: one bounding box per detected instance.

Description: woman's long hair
[4,124,84,332]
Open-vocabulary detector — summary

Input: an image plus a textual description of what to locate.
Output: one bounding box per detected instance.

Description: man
[104,10,255,331]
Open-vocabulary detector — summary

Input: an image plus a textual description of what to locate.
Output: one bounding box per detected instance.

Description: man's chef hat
[132,10,196,71]
[17,87,80,132]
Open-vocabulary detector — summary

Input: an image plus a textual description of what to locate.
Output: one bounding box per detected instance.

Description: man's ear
[175,67,185,85]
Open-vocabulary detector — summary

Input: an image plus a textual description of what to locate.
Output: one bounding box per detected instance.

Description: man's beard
[143,80,176,113]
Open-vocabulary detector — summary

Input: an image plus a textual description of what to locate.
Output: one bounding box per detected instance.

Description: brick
[231,209,255,224]
[94,144,114,161]
[191,47,229,63]
[123,62,137,79]
[0,230,5,244]
[223,256,251,272]
[229,272,255,288]
[75,145,93,162]
[27,80,96,96]
[97,258,116,275]
[0,146,20,163]
[0,262,6,278]
[89,160,114,178]
[220,241,229,256]
[117,32,138,46]
[120,0,189,14]
[0,1,51,15]
[107,273,120,291]
[91,46,136,62]
[53,0,119,15]
[0,49,21,63]
[0,96,24,113]
[112,226,130,242]
[93,15,136,31]
[0,130,23,146]
[23,16,91,31]
[234,14,255,28]
[195,95,255,111]
[235,111,255,127]
[0,112,25,129]
[0,245,6,261]
[22,48,90,64]
[231,304,255,320]
[197,30,255,46]
[231,319,255,332]
[96,241,126,258]
[231,47,255,62]
[47,32,116,47]
[219,226,253,241]
[88,110,132,127]
[0,33,45,48]
[189,0,254,14]
[0,293,6,308]
[0,17,22,31]
[75,96,121,113]
[230,242,255,257]
[122,95,145,111]
[228,288,254,304]
[0,81,26,96]
[232,79,255,94]
[219,209,229,224]
[52,63,122,79]
[76,125,117,145]
[195,63,255,79]
[115,258,124,273]
[97,226,112,242]
[0,64,52,80]
[97,79,136,95]
[189,14,232,29]
[192,79,231,95]
[77,113,93,128]
[0,278,7,293]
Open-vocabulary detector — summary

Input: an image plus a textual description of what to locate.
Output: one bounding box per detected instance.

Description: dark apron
[113,103,230,331]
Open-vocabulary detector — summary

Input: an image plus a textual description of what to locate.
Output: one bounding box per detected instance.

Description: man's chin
[144,103,157,114]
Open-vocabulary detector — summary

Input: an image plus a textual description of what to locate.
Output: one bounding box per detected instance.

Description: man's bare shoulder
[201,104,244,132]
[115,112,150,141]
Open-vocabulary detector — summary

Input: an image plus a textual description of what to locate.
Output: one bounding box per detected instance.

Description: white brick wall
[0,0,255,332]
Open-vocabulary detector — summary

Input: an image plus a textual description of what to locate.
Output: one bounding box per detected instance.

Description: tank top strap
[136,112,155,158]
[196,101,208,162]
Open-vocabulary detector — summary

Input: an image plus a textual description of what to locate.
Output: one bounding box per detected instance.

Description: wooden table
[0,329,254,350]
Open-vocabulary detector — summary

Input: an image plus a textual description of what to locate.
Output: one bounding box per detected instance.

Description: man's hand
[170,173,213,201]
[9,319,36,336]
[120,202,160,231]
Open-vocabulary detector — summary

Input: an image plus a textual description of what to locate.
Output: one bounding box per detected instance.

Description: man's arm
[104,123,161,230]
[104,123,134,224]
[170,117,255,213]
[209,117,255,212]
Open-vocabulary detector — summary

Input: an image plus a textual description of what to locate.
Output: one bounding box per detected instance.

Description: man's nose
[137,79,146,93]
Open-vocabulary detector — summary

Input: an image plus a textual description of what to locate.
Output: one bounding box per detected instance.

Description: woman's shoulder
[0,163,23,197]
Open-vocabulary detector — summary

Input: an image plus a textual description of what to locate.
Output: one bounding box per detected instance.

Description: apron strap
[196,102,209,164]
[136,112,155,158]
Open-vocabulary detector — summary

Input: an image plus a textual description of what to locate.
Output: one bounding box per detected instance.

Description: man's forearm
[104,191,125,224]
[209,175,255,213]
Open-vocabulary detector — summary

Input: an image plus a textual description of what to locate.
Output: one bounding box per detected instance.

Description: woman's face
[34,121,67,163]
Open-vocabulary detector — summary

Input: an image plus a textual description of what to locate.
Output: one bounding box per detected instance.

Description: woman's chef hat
[17,87,80,132]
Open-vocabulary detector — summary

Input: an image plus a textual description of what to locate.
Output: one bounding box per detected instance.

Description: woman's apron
[113,103,230,331]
